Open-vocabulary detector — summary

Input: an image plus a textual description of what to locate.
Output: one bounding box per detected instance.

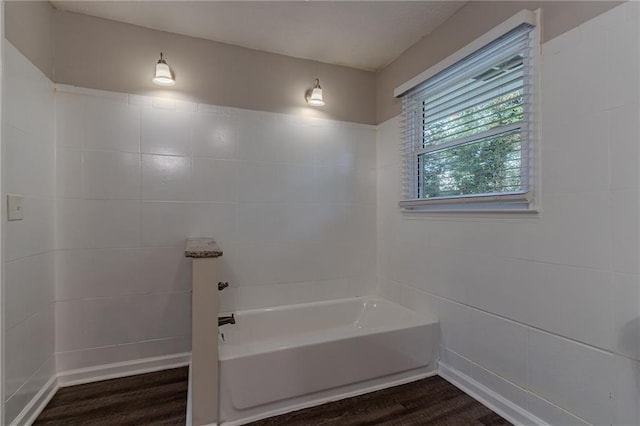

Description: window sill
[399,193,540,215]
[399,191,534,212]
[401,207,540,215]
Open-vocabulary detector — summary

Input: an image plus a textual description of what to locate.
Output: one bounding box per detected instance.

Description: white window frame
[395,10,541,213]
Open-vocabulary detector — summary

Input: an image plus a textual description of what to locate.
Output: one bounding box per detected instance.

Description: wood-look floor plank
[34,368,510,426]
[33,367,188,426]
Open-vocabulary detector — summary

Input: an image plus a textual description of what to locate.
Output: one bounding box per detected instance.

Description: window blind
[400,23,535,208]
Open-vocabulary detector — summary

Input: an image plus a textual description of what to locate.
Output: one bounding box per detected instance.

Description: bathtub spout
[219,314,235,326]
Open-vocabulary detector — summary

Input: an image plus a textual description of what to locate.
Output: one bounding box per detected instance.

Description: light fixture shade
[152,53,175,87]
[306,78,325,106]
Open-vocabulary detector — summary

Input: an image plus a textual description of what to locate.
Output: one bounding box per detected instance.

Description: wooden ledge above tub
[185,238,223,258]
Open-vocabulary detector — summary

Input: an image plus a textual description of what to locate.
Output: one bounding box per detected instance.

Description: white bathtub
[218,296,439,425]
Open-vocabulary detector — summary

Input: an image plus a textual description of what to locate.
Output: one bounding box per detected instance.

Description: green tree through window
[400,23,535,207]
[420,89,524,198]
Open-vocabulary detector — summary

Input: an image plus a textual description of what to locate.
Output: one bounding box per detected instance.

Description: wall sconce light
[152,52,175,87]
[306,78,325,106]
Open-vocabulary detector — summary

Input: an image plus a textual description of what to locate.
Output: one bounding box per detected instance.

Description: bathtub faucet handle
[218,281,229,291]
[218,314,235,326]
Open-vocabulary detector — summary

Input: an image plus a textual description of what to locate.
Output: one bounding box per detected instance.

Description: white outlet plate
[7,194,23,221]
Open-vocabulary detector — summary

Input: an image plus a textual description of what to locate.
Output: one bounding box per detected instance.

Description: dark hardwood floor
[34,367,189,426]
[34,368,510,425]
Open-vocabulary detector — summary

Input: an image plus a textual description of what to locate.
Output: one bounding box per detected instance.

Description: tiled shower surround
[53,86,377,372]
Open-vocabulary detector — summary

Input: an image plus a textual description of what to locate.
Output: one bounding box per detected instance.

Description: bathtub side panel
[221,323,436,411]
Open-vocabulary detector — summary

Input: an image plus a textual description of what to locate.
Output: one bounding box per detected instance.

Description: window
[398,18,537,211]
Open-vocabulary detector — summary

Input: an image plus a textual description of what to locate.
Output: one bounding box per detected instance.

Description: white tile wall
[5,251,55,329]
[54,85,377,372]
[612,273,640,360]
[5,196,54,261]
[85,96,140,153]
[5,125,54,198]
[55,248,191,300]
[140,201,237,248]
[527,329,615,425]
[5,355,56,425]
[56,147,82,198]
[2,41,56,424]
[55,336,192,372]
[140,154,192,201]
[376,3,640,425]
[82,151,140,200]
[55,292,192,352]
[610,104,640,191]
[192,112,239,159]
[192,158,238,202]
[525,392,590,426]
[468,310,528,388]
[5,306,55,398]
[55,199,142,249]
[471,364,529,410]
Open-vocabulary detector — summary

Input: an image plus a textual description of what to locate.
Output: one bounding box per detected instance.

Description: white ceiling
[50,1,467,71]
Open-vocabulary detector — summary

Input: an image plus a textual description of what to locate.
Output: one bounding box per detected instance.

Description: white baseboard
[57,352,191,387]
[11,375,59,426]
[438,362,547,426]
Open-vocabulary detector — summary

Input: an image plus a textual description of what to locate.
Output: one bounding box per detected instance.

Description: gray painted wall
[5,3,377,125]
[376,1,623,123]
[52,11,377,125]
[5,1,54,79]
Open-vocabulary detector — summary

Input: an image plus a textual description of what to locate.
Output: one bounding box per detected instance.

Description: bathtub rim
[219,295,435,318]
[218,295,438,361]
